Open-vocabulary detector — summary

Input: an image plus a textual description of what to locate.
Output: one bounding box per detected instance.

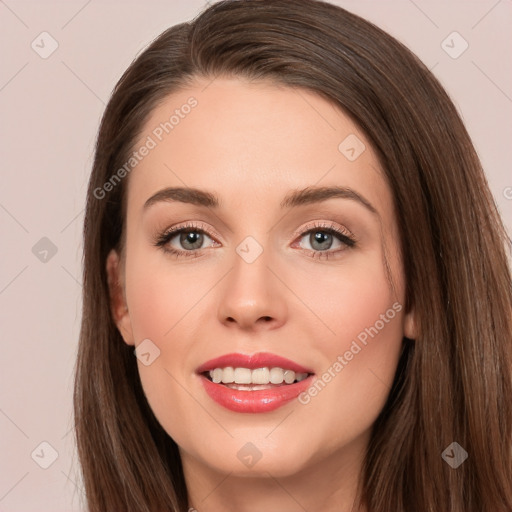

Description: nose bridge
[230,235,273,304]
[217,235,287,329]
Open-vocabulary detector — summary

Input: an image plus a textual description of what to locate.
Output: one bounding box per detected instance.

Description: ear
[403,305,418,340]
[106,249,135,346]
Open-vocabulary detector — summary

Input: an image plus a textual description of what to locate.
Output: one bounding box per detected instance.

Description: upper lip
[196,352,314,374]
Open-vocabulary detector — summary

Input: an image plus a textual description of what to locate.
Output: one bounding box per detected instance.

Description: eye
[293,222,356,260]
[153,220,357,260]
[153,222,218,258]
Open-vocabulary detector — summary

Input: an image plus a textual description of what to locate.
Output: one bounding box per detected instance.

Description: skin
[107,76,417,512]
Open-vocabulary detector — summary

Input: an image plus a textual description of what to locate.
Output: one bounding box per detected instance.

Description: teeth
[284,370,295,384]
[252,367,270,384]
[211,368,223,384]
[221,367,234,384]
[234,368,252,384]
[270,367,284,384]
[207,367,310,385]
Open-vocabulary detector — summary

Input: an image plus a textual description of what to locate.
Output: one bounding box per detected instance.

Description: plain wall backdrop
[1,1,511,510]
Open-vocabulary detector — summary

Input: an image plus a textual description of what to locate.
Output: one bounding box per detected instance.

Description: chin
[195,439,314,478]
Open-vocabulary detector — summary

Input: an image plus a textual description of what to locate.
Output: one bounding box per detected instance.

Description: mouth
[196,352,315,413]
[202,367,312,389]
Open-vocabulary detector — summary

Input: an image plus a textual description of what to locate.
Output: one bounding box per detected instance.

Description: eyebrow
[143,185,378,216]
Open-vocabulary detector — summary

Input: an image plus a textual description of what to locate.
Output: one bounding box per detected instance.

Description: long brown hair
[73,1,512,510]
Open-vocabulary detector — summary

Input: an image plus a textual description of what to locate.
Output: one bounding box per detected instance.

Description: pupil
[181,231,203,249]
[312,231,332,250]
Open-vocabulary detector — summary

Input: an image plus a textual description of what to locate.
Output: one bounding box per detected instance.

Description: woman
[73,0,512,510]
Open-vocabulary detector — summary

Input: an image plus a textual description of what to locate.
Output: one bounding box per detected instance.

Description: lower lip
[199,374,314,413]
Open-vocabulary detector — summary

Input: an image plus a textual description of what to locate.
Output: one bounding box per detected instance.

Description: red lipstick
[196,352,315,413]
[196,352,313,374]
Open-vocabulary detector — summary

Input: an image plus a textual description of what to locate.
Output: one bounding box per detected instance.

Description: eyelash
[153,221,357,261]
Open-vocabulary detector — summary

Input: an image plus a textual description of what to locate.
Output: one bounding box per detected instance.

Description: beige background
[1,1,511,510]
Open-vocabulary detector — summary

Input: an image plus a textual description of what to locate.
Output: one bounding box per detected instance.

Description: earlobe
[403,307,418,341]
[106,249,135,346]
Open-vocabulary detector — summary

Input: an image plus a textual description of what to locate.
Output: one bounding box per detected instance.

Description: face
[107,77,416,482]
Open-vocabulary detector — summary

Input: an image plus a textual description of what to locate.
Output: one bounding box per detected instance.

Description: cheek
[123,248,212,443]
[290,252,404,437]
[124,247,200,342]
[293,250,401,351]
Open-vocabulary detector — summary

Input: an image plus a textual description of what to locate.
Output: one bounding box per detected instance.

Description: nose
[217,248,287,332]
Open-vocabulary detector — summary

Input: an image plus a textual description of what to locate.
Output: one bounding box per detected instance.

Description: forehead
[126,76,390,219]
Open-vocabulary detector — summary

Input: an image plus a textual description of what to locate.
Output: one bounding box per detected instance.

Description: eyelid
[157,220,354,244]
[154,219,357,259]
[290,220,356,244]
[158,221,219,242]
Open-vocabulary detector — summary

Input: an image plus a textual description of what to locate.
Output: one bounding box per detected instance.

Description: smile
[196,352,315,413]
